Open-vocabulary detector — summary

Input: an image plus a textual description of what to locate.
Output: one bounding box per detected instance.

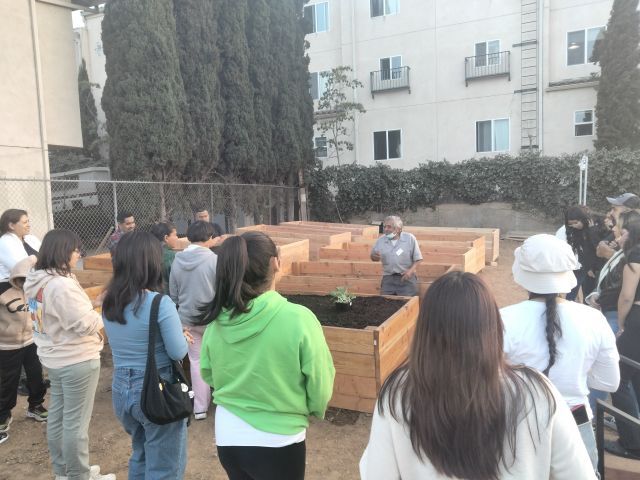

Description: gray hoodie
[169,244,217,326]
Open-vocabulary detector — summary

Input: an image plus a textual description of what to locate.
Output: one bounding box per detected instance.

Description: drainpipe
[351,0,359,164]
[537,0,545,151]
[29,0,53,230]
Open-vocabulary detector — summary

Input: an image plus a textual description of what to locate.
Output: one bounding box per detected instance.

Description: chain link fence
[0,178,302,255]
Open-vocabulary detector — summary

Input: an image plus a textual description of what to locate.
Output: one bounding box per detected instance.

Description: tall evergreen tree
[173,0,221,181]
[592,0,640,149]
[216,0,257,180]
[269,0,308,185]
[77,59,100,162]
[246,0,275,183]
[101,0,189,181]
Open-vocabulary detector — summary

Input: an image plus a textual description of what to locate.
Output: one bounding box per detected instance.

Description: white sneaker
[55,465,115,480]
[194,412,207,420]
[90,465,116,480]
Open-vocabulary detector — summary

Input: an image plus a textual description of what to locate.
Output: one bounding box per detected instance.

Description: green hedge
[308,150,640,222]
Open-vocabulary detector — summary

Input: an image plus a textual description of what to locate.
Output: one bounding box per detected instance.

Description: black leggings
[217,441,306,480]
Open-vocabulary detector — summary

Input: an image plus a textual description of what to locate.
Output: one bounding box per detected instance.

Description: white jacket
[0,233,41,282]
[24,269,103,369]
[360,375,596,480]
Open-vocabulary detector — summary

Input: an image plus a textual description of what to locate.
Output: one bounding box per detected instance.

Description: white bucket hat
[512,234,580,294]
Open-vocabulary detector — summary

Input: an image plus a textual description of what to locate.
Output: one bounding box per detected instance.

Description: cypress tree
[173,0,221,180]
[77,59,100,162]
[593,0,640,149]
[101,0,189,181]
[216,0,257,181]
[246,0,275,183]
[269,0,305,184]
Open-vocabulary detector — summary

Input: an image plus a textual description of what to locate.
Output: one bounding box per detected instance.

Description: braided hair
[529,293,562,376]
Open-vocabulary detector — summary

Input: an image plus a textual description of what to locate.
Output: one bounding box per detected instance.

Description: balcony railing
[464,51,511,86]
[370,66,411,97]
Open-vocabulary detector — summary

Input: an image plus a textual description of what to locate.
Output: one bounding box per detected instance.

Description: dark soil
[285,295,407,329]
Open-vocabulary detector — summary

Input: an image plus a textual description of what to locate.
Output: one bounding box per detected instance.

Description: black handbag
[141,294,193,425]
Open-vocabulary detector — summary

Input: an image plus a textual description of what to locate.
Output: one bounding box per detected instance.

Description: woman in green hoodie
[199,231,335,480]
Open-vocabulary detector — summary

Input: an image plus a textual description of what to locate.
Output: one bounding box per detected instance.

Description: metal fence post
[210,183,214,217]
[112,182,118,228]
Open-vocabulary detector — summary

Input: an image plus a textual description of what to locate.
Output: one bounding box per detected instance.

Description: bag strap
[145,293,164,375]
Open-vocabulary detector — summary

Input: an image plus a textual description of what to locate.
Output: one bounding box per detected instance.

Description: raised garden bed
[319,236,486,274]
[282,292,419,413]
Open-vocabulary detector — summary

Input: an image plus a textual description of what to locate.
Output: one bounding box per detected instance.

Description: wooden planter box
[83,253,112,271]
[318,236,485,274]
[296,294,420,413]
[236,225,351,260]
[279,221,380,239]
[403,226,499,265]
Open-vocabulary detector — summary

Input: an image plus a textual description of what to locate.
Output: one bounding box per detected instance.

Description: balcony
[370,66,411,97]
[465,51,511,86]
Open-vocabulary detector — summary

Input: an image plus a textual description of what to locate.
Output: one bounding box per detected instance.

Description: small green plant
[329,286,356,305]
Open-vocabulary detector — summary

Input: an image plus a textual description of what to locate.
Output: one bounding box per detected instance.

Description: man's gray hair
[384,215,403,230]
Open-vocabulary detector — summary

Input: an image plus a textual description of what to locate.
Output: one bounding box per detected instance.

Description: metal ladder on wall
[519,0,539,150]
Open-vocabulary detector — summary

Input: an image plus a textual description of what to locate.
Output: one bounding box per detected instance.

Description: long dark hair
[36,229,81,276]
[0,209,28,235]
[102,231,163,324]
[622,211,640,272]
[379,272,555,480]
[528,293,561,376]
[564,205,592,254]
[199,231,278,324]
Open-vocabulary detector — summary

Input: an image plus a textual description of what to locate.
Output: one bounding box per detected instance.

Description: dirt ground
[1,241,528,480]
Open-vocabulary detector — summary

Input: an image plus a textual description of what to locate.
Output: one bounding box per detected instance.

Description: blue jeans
[112,367,188,479]
[589,310,619,413]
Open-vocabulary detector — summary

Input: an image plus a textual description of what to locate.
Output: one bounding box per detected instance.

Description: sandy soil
[1,241,528,480]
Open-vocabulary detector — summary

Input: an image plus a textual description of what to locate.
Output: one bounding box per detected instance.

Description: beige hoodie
[0,257,36,349]
[24,269,103,369]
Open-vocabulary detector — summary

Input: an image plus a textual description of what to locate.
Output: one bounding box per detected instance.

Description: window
[567,27,602,65]
[574,110,593,136]
[314,136,328,157]
[304,2,329,34]
[309,71,329,100]
[476,119,509,152]
[474,40,500,67]
[373,130,402,160]
[371,0,399,17]
[380,56,402,80]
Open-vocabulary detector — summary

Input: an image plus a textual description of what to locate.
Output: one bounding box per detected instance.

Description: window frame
[379,55,403,80]
[574,109,594,137]
[370,0,400,17]
[314,136,328,158]
[566,26,604,66]
[474,39,501,68]
[304,2,330,34]
[475,118,510,153]
[309,70,330,101]
[373,129,403,161]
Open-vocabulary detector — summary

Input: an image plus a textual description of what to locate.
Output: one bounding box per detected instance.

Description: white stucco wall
[308,0,612,168]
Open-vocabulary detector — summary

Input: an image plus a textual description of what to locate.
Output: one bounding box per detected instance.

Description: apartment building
[306,0,612,168]
[0,0,98,234]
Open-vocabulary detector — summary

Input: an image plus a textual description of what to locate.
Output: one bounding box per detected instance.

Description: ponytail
[197,231,278,325]
[529,293,562,376]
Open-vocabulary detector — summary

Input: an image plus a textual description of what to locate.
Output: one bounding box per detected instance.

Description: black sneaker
[0,415,12,432]
[26,404,48,422]
[0,431,8,444]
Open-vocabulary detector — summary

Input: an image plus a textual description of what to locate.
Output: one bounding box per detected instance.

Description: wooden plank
[322,325,375,355]
[377,295,420,347]
[73,270,112,288]
[278,221,379,238]
[328,393,376,413]
[293,261,451,280]
[83,253,112,271]
[331,350,376,377]
[379,324,416,381]
[331,373,378,399]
